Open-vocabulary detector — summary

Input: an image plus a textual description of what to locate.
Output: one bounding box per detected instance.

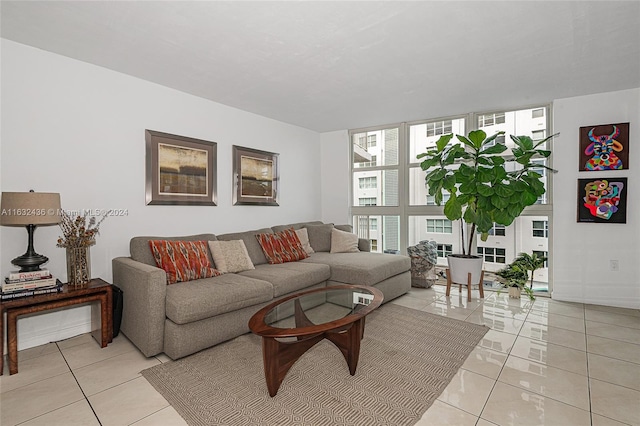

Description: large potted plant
[417,129,555,287]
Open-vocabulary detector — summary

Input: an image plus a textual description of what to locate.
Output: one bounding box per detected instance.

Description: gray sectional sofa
[112,221,411,360]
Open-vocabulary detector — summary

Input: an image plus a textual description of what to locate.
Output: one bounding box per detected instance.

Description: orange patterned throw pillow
[149,240,222,284]
[256,228,309,264]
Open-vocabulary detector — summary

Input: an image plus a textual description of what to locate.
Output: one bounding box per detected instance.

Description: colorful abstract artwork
[577,178,627,223]
[579,123,629,171]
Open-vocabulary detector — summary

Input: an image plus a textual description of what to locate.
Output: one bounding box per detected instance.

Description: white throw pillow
[208,240,255,273]
[295,228,315,255]
[330,228,360,253]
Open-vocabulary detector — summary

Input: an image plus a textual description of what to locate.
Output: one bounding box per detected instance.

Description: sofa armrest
[112,257,167,357]
[358,238,371,252]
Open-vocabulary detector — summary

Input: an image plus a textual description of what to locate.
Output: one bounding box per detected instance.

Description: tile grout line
[56,341,104,426]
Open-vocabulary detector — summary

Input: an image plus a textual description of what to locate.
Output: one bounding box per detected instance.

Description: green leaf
[476,183,494,196]
[479,232,489,242]
[477,157,493,166]
[536,149,551,158]
[468,129,487,149]
[458,163,475,176]
[522,192,538,205]
[419,157,440,170]
[494,184,514,197]
[492,156,506,166]
[476,211,493,233]
[491,195,509,209]
[483,131,505,145]
[480,144,508,155]
[463,206,477,224]
[508,203,524,219]
[493,209,514,226]
[442,174,456,190]
[511,135,534,150]
[459,181,476,193]
[444,196,463,220]
[436,134,454,151]
[456,135,474,149]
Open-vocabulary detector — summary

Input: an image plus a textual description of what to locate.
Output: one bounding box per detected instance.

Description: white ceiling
[2,1,639,132]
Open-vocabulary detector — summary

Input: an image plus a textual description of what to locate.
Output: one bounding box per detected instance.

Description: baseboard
[552,291,640,310]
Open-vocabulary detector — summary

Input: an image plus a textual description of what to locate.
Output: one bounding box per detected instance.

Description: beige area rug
[141,303,489,426]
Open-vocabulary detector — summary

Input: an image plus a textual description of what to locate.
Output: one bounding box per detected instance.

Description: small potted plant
[495,261,535,300]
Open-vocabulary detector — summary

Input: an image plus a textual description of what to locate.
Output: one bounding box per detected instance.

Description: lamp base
[11,253,49,272]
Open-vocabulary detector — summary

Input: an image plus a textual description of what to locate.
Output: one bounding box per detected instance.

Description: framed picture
[579,122,630,171]
[233,145,279,206]
[577,177,627,224]
[145,130,217,205]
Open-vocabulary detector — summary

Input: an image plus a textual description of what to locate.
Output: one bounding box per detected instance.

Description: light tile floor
[1,286,638,425]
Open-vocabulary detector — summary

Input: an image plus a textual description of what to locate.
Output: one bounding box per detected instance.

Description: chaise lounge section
[112,221,410,360]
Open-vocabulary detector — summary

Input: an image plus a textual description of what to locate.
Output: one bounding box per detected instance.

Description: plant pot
[447,255,483,285]
[66,247,91,286]
[508,286,521,299]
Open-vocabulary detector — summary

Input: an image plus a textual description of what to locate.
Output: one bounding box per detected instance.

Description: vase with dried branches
[57,211,109,286]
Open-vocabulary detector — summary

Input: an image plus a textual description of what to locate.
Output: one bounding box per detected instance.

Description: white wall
[552,88,640,308]
[1,39,322,350]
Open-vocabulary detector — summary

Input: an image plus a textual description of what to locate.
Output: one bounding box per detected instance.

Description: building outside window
[358,176,377,189]
[426,120,453,137]
[532,220,549,237]
[479,223,506,236]
[436,243,453,258]
[477,112,505,127]
[532,108,545,119]
[358,197,377,206]
[477,247,506,263]
[426,219,453,234]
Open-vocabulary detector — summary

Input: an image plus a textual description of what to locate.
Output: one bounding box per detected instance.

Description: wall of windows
[350,105,553,289]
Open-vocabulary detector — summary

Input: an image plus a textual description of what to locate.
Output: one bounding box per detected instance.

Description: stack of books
[2,269,62,301]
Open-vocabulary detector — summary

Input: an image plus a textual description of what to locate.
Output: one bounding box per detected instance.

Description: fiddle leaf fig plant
[417,129,556,255]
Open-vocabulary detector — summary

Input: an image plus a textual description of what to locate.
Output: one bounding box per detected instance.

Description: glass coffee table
[248,284,384,397]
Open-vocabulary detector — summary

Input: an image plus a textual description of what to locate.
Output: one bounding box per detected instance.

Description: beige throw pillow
[295,228,315,255]
[330,228,360,253]
[208,240,255,273]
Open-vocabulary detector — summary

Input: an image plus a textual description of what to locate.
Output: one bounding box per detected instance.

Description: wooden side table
[0,278,113,375]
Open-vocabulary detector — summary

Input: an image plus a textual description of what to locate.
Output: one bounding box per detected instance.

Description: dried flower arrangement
[57,210,110,248]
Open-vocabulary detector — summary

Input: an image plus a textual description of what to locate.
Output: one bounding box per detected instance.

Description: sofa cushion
[295,228,315,255]
[304,224,334,252]
[165,274,273,324]
[208,240,255,273]
[217,228,273,265]
[239,262,331,297]
[131,234,217,267]
[271,221,324,233]
[303,252,411,286]
[330,228,360,253]
[256,228,309,264]
[149,240,222,284]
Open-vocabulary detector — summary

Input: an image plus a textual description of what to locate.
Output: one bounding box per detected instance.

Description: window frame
[349,104,554,288]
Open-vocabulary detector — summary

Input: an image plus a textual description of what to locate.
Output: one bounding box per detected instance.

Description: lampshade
[1,192,61,226]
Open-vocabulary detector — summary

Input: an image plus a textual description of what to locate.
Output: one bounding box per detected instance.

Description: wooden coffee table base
[261,317,365,397]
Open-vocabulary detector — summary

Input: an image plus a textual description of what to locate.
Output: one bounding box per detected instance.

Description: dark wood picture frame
[579,122,630,171]
[577,177,627,224]
[233,145,279,206]
[145,130,217,206]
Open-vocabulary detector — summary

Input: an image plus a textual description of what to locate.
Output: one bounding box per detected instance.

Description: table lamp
[0,191,61,272]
